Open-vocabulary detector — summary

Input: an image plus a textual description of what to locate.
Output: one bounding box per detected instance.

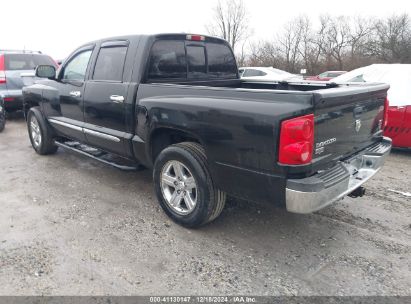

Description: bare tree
[240,13,411,74]
[274,17,308,73]
[206,0,250,53]
[297,15,328,75]
[247,41,284,67]
[345,16,375,69]
[372,14,411,63]
[320,15,352,70]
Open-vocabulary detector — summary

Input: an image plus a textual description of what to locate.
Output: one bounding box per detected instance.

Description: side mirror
[35,65,56,79]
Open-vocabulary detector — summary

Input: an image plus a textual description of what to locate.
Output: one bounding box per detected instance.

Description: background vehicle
[0,50,57,112]
[333,64,411,149]
[23,34,391,228]
[0,98,5,132]
[239,66,301,82]
[306,71,347,81]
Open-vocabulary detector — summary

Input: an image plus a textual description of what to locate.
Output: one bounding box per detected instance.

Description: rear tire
[27,107,58,155]
[153,142,226,228]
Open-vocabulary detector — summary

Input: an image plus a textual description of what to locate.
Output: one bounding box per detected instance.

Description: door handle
[110,95,124,103]
[69,91,81,98]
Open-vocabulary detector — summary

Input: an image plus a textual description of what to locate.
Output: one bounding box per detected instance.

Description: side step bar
[54,140,142,171]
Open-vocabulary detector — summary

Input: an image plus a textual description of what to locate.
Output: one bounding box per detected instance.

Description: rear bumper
[0,90,23,110]
[285,137,392,213]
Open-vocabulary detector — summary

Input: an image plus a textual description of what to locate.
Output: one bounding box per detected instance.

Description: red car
[384,105,411,149]
[333,64,411,149]
[306,71,347,81]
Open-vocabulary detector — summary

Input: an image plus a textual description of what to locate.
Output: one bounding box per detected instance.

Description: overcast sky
[2,0,410,59]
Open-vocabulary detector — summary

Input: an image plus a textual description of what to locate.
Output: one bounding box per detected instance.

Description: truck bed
[141,79,389,173]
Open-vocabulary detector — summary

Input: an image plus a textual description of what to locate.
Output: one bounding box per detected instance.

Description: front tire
[27,107,58,155]
[153,142,226,228]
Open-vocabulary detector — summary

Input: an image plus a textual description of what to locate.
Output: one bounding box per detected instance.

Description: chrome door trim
[49,118,121,143]
[49,118,83,132]
[83,128,121,143]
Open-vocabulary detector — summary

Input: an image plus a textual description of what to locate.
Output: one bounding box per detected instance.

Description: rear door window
[5,54,56,70]
[186,45,206,79]
[93,46,127,81]
[148,40,187,79]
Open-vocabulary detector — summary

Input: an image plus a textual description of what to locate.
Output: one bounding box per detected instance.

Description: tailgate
[312,83,389,167]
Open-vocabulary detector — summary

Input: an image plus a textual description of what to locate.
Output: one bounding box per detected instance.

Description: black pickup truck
[23,33,391,227]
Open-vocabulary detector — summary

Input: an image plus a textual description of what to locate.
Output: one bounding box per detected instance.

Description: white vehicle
[333,64,411,107]
[333,64,411,148]
[239,67,301,82]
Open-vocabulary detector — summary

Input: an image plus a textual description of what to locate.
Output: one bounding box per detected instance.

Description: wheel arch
[22,88,42,120]
[148,127,205,164]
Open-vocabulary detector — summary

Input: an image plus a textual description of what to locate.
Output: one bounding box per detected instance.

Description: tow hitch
[348,186,366,198]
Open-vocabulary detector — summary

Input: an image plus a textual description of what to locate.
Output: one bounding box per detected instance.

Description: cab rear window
[147,39,237,81]
[148,40,187,79]
[5,54,56,71]
[206,43,237,78]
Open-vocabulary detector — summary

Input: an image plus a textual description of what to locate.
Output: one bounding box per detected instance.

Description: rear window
[148,40,187,79]
[187,45,206,78]
[5,54,56,70]
[147,39,237,81]
[206,43,237,78]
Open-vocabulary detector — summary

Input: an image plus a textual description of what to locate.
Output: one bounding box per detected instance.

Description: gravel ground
[0,116,410,296]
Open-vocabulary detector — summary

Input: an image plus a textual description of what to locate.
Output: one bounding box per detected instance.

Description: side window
[243,69,264,77]
[348,74,365,82]
[327,72,340,78]
[93,46,127,81]
[62,50,92,81]
[243,69,252,77]
[148,40,186,79]
[187,45,206,79]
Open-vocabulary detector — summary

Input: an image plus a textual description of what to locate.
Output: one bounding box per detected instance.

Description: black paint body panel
[22,34,389,207]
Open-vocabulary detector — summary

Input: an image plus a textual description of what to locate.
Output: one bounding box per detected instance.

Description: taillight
[0,55,6,84]
[382,98,389,128]
[278,114,314,165]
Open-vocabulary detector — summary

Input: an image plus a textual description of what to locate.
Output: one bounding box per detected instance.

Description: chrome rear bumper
[285,138,392,213]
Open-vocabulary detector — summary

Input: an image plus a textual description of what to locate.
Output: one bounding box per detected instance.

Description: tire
[0,115,5,133]
[0,102,5,132]
[153,142,226,228]
[27,107,58,155]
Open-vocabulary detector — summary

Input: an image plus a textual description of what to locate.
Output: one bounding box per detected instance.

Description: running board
[54,140,142,171]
